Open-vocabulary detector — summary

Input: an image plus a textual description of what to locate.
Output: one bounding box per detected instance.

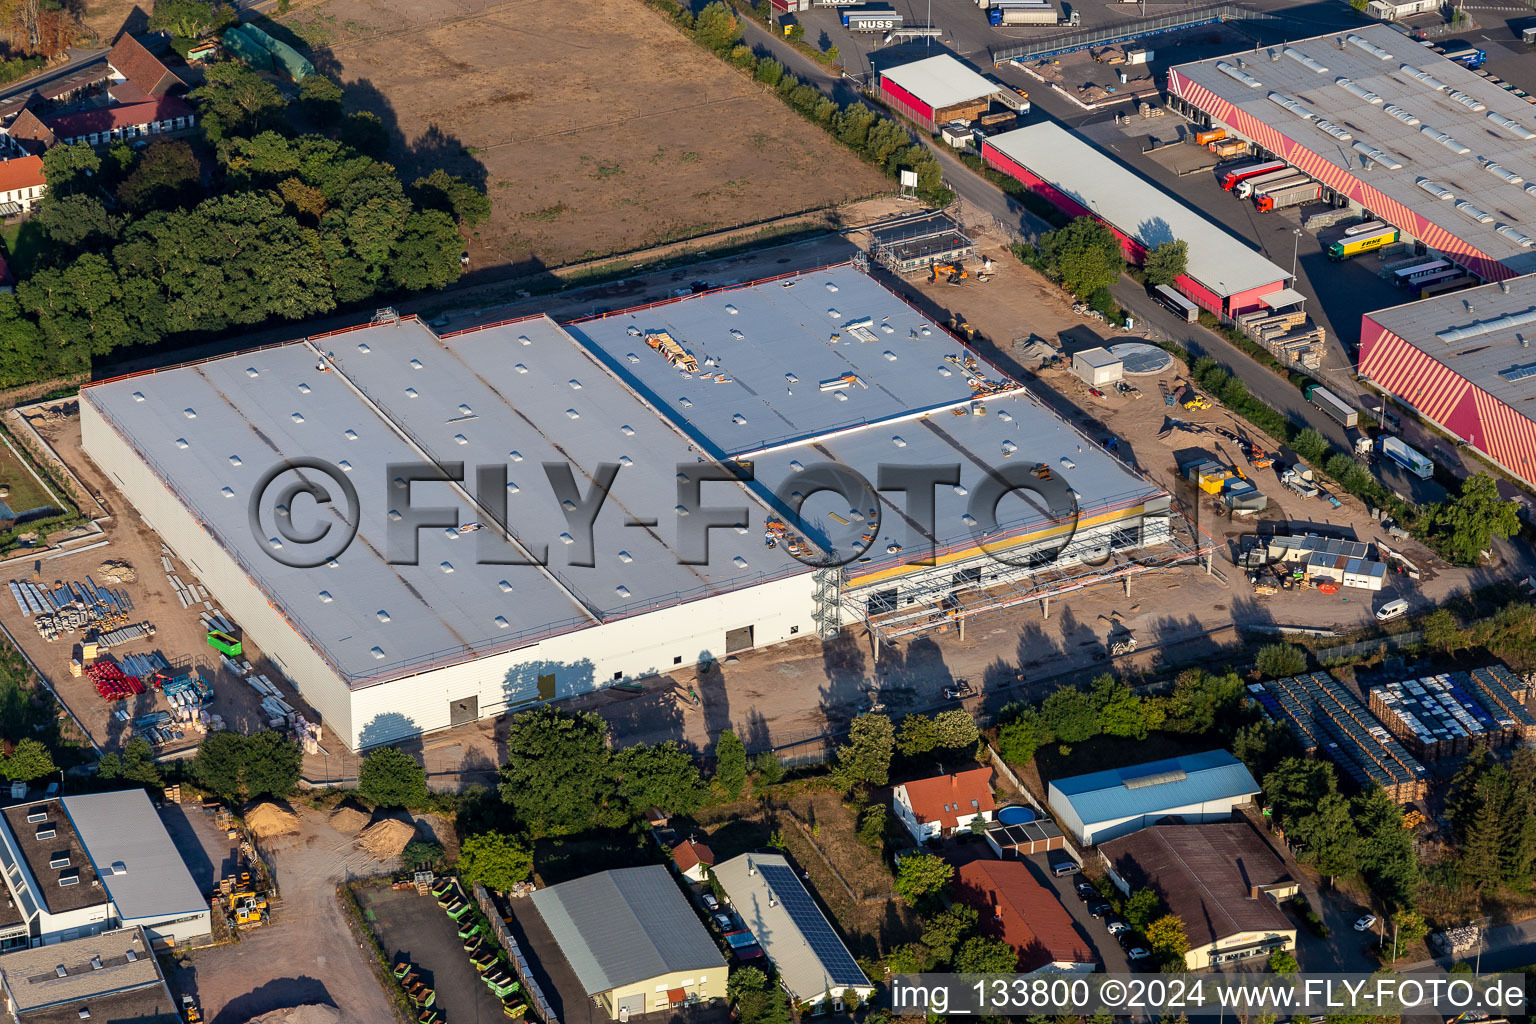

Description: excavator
[929,261,968,284]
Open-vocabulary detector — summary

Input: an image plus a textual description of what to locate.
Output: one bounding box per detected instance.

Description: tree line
[0,61,483,387]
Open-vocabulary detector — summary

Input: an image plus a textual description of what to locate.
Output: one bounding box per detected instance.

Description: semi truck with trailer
[843,7,902,29]
[1256,178,1323,212]
[1441,46,1487,68]
[989,5,1061,24]
[1234,169,1304,200]
[1303,383,1358,428]
[1329,224,1399,260]
[1382,435,1434,480]
[1220,159,1288,191]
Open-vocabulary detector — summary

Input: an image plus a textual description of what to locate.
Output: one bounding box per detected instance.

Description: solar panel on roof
[757,863,867,988]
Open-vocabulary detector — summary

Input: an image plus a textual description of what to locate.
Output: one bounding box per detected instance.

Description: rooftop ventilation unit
[1285,47,1329,72]
[1400,65,1448,91]
[1268,92,1314,119]
[1483,161,1524,185]
[1420,126,1469,154]
[1347,34,1393,59]
[1496,225,1536,248]
[1217,61,1262,88]
[1455,200,1495,224]
[1438,307,1536,344]
[1316,120,1353,141]
[1447,90,1486,112]
[1487,112,1536,141]
[1336,77,1382,103]
[1353,141,1403,169]
[1383,104,1420,125]
[1417,178,1455,200]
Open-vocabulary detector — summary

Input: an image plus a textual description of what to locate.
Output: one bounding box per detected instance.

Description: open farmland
[284,0,889,269]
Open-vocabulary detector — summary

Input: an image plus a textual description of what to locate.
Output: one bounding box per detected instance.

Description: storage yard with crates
[1367,666,1536,759]
[276,0,889,274]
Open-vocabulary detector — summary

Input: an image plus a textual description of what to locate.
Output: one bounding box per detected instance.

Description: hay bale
[245,801,299,838]
[357,818,415,860]
[328,803,370,834]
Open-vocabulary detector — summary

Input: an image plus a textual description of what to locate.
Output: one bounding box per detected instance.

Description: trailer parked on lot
[1304,383,1358,428]
[843,7,902,29]
[1235,169,1304,200]
[1329,225,1399,260]
[1382,435,1434,480]
[1256,178,1323,212]
[1221,159,1287,191]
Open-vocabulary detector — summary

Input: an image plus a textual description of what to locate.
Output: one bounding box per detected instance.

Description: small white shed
[1071,347,1123,386]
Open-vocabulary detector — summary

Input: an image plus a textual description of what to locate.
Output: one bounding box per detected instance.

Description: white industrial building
[84,264,1182,749]
[1047,750,1260,845]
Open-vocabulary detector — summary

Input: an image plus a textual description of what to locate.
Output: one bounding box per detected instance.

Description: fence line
[990,3,1279,64]
[1316,630,1423,664]
[475,883,561,1024]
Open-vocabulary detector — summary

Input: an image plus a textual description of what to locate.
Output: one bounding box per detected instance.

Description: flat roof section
[1167,25,1536,278]
[61,790,206,924]
[0,927,172,1022]
[984,122,1291,299]
[83,315,805,686]
[878,54,1000,110]
[0,801,103,916]
[566,265,1016,459]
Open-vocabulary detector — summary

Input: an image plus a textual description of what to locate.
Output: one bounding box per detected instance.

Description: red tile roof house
[956,859,1096,973]
[107,34,186,97]
[892,766,997,843]
[8,96,195,151]
[672,839,715,883]
[0,154,45,216]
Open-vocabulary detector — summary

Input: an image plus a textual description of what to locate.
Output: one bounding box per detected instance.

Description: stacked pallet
[1255,672,1428,802]
[1465,665,1536,740]
[1369,674,1509,759]
[1238,308,1308,336]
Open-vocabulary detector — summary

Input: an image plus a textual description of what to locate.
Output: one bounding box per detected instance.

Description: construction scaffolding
[868,212,977,274]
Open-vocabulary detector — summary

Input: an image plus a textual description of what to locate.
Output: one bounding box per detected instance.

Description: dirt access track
[284,0,889,271]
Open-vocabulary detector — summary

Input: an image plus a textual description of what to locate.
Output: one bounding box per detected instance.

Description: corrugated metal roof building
[1046,750,1260,845]
[876,55,1001,131]
[529,865,726,1019]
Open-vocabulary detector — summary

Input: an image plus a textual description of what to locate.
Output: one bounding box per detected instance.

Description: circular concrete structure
[1107,342,1174,376]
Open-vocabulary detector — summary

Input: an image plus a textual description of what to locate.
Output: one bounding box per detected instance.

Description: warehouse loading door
[537,673,557,700]
[617,994,645,1018]
[725,625,754,653]
[449,696,477,727]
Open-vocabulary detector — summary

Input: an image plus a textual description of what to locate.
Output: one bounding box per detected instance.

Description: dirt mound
[1157,418,1207,445]
[97,559,135,583]
[357,818,415,860]
[328,803,370,834]
[246,1006,354,1024]
[245,801,300,838]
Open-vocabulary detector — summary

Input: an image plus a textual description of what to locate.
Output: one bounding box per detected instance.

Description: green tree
[1158,668,1244,735]
[402,839,445,870]
[1090,673,1147,739]
[836,713,895,788]
[148,0,234,38]
[1426,475,1520,564]
[611,741,706,816]
[932,709,979,750]
[714,729,747,798]
[1145,914,1190,968]
[1233,719,1301,783]
[499,707,617,834]
[1353,786,1420,910]
[1296,791,1360,880]
[692,1,741,53]
[1458,771,1509,893]
[1124,887,1162,929]
[1041,685,1097,743]
[1420,608,1467,655]
[338,111,390,158]
[897,713,938,756]
[3,738,54,781]
[1292,427,1330,465]
[190,731,246,801]
[997,708,1044,765]
[191,61,287,143]
[857,803,888,850]
[1039,217,1126,300]
[358,746,428,808]
[116,140,201,212]
[411,168,492,227]
[1255,643,1307,679]
[728,967,793,1024]
[0,294,46,386]
[33,194,121,249]
[754,58,785,88]
[894,852,953,907]
[954,935,1018,972]
[96,737,162,788]
[753,750,784,786]
[883,943,929,974]
[41,142,100,194]
[1267,948,1299,973]
[240,730,302,799]
[458,831,534,890]
[920,903,978,968]
[298,74,345,127]
[1264,757,1337,827]
[1144,240,1189,287]
[390,209,463,292]
[826,44,839,61]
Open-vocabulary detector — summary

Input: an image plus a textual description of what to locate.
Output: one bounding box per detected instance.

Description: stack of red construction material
[88,661,144,701]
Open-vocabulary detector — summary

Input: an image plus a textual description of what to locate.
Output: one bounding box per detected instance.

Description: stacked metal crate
[1256,672,1428,801]
[1369,674,1506,759]
[1467,665,1536,740]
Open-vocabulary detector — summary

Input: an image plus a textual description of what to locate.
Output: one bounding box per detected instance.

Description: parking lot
[361,886,509,1024]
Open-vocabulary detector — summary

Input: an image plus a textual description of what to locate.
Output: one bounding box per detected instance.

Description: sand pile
[357,818,415,860]
[245,801,300,838]
[246,1006,353,1024]
[328,803,370,833]
[97,560,136,583]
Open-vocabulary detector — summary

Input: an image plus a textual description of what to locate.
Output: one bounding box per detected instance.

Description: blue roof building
[1046,750,1260,845]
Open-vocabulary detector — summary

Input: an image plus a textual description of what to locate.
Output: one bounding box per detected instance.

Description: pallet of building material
[221,654,245,676]
[9,581,29,617]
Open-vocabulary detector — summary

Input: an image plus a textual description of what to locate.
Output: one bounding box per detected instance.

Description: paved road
[0,45,107,103]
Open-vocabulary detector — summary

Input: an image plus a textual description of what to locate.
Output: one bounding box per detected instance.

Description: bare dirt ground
[4,404,340,757]
[281,0,889,271]
[172,806,400,1024]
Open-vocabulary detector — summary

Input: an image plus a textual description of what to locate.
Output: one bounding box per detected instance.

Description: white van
[1375,598,1409,621]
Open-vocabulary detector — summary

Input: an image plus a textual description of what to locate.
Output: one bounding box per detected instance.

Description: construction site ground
[172,805,400,1024]
[6,404,345,759]
[279,0,889,274]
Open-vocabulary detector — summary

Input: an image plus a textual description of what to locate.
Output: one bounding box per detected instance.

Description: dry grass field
[280,0,889,270]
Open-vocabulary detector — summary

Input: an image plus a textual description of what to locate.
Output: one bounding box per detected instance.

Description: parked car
[1375,599,1408,621]
[1087,901,1110,919]
[712,912,733,931]
[1116,931,1140,950]
[702,894,719,911]
[1075,882,1097,901]
[1106,920,1129,936]
[1354,914,1377,932]
[1126,947,1151,962]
